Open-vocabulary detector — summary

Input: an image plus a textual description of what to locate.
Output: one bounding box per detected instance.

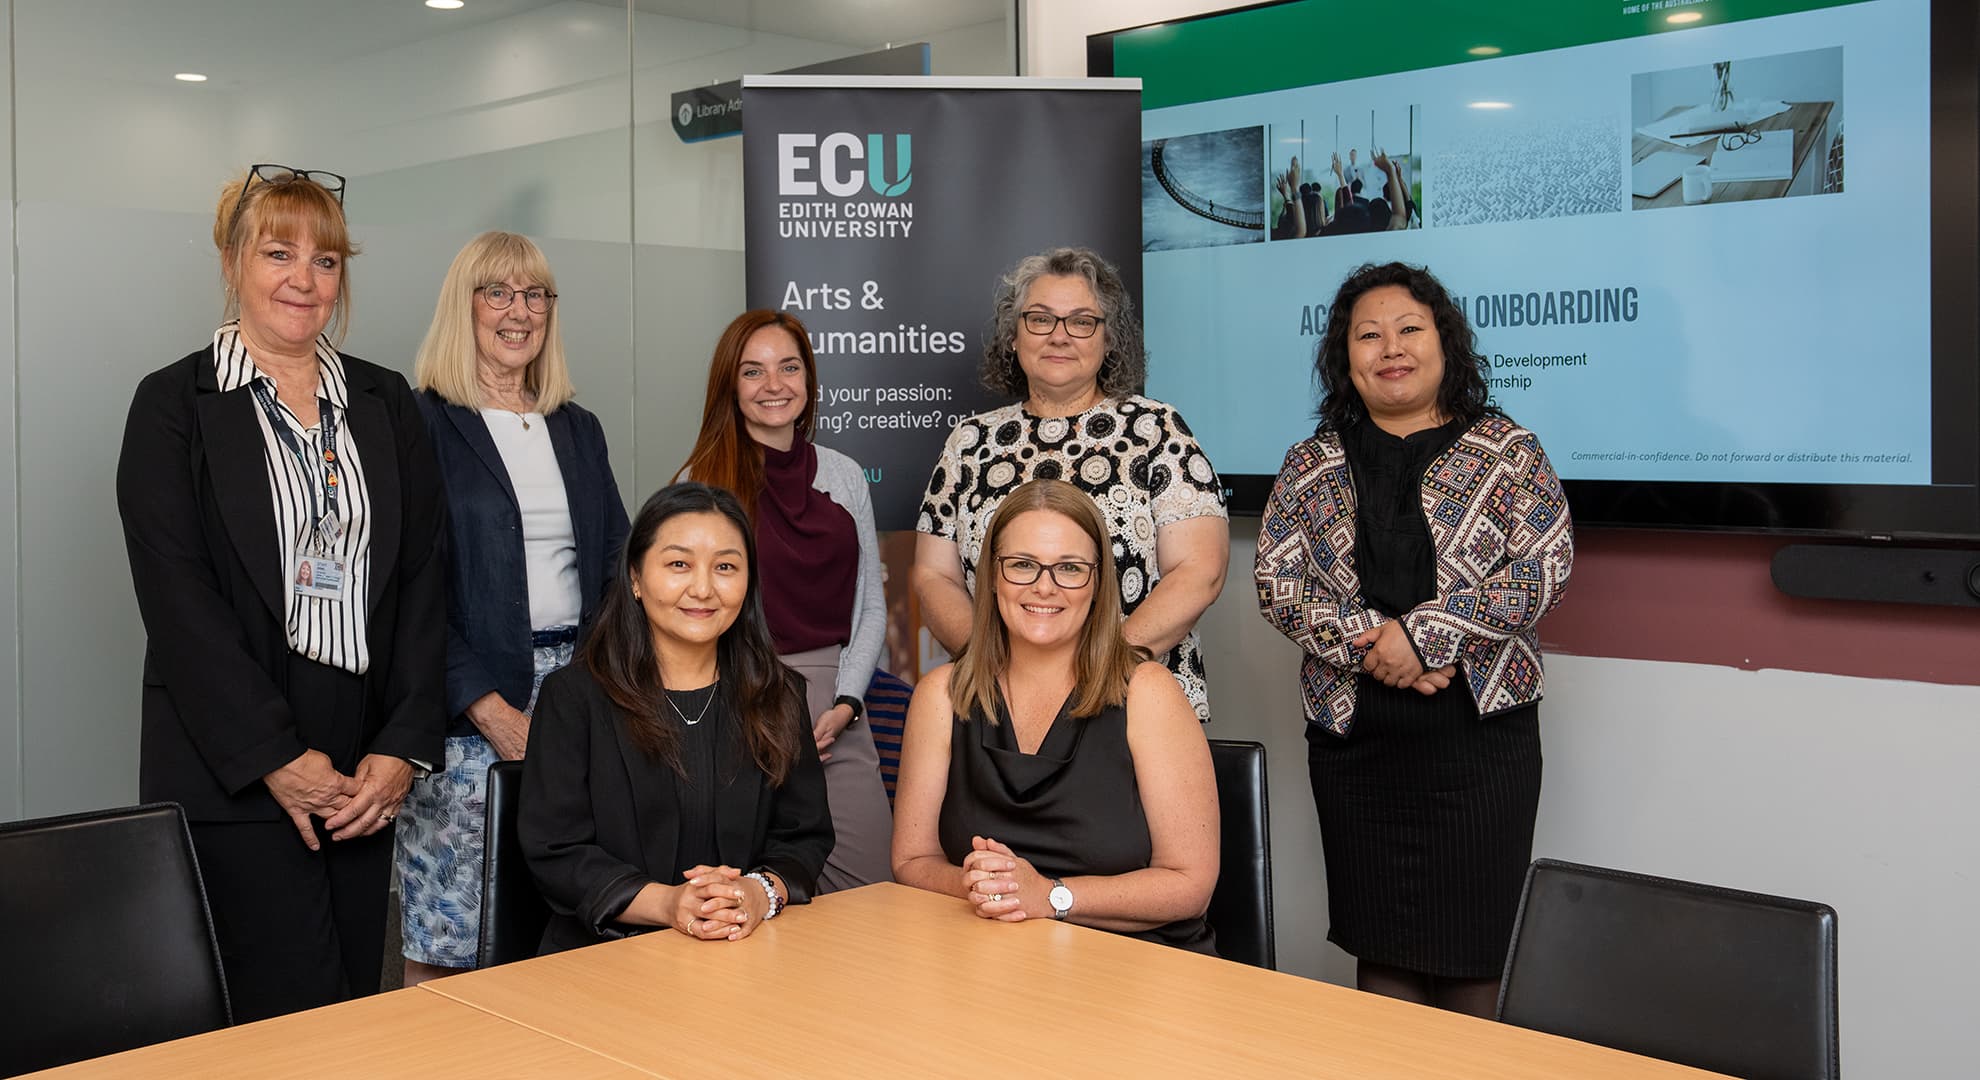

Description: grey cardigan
[812,444,887,700]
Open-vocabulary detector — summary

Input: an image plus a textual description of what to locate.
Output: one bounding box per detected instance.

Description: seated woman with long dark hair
[520,482,832,952]
[892,479,1220,954]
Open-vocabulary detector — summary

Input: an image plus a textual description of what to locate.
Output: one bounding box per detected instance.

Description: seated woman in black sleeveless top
[892,479,1220,955]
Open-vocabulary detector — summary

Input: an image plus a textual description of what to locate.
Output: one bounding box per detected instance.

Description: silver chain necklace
[664,686,716,727]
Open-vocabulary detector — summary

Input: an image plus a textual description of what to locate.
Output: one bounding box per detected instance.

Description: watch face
[1049,884,1073,912]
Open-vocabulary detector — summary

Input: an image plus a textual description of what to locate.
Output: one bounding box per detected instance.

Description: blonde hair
[948,479,1148,724]
[215,168,358,344]
[413,231,575,412]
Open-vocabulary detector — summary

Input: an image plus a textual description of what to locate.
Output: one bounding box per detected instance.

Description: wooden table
[424,882,1725,1079]
[1632,101,1833,209]
[23,986,651,1078]
[27,883,1727,1078]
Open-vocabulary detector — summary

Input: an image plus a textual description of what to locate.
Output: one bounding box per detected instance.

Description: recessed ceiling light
[426,0,465,10]
[1468,101,1513,110]
[1666,11,1704,23]
[1467,45,1503,57]
[174,72,208,82]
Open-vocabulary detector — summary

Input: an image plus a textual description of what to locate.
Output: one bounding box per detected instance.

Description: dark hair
[980,246,1146,400]
[676,310,819,510]
[582,482,801,785]
[1314,261,1499,433]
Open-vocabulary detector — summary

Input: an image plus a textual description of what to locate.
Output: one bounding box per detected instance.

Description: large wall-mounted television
[1090,0,1980,539]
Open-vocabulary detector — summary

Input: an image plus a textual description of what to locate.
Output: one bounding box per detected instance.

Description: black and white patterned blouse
[212,322,374,674]
[916,395,1227,718]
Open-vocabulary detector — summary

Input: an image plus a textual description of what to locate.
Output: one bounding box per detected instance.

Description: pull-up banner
[742,75,1143,529]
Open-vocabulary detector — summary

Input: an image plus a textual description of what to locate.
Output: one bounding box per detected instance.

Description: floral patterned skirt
[394,632,573,967]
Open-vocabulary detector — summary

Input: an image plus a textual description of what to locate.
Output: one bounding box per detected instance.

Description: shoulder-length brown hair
[582,482,801,784]
[675,310,818,509]
[414,231,575,413]
[214,168,358,344]
[949,479,1148,724]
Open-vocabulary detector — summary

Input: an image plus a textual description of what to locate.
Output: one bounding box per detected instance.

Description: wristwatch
[1048,878,1074,920]
[833,695,865,722]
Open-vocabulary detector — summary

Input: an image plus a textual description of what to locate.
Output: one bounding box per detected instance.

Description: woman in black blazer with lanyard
[521,483,831,953]
[116,166,446,1022]
[396,231,629,985]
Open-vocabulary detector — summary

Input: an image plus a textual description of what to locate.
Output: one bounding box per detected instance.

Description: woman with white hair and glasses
[397,230,629,985]
[117,165,447,1019]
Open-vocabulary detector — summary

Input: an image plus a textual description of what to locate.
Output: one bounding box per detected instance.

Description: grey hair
[979,246,1146,400]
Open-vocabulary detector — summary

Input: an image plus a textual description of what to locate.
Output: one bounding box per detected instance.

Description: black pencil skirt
[1306,674,1541,979]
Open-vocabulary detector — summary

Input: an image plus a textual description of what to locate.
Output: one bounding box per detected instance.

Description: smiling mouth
[1021,603,1064,616]
[497,329,530,343]
[679,607,719,618]
[757,398,794,409]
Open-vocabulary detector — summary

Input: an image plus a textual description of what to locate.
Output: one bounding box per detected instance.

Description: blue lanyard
[249,379,341,547]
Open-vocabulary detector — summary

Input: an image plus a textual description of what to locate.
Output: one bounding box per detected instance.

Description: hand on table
[671,865,763,941]
[962,836,1045,923]
[263,749,360,851]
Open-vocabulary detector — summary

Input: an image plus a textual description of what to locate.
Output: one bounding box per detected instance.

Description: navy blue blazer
[416,389,630,733]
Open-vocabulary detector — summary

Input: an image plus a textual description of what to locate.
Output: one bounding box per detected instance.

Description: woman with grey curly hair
[912,247,1230,720]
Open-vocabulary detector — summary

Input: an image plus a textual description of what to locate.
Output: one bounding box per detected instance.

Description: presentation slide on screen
[1133,0,1932,486]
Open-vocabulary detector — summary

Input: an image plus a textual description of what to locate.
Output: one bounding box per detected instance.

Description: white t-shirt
[480,410,581,630]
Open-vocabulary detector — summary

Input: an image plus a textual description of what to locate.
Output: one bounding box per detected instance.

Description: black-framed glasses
[476,284,558,314]
[996,556,1097,589]
[1020,311,1106,338]
[226,163,347,242]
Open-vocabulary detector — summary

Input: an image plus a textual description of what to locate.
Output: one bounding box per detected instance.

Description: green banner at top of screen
[1110,0,1870,110]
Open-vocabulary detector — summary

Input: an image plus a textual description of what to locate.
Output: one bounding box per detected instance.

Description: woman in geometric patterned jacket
[1255,261,1573,1018]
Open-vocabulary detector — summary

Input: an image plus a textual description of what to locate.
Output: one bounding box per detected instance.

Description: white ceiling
[607,0,1008,49]
[19,0,1008,88]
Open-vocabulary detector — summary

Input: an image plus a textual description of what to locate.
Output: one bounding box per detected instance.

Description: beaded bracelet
[744,871,783,920]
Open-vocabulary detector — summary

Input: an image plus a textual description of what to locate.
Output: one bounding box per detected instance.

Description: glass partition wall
[0,0,1016,819]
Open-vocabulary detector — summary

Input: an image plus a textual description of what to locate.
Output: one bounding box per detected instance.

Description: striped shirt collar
[211,321,350,410]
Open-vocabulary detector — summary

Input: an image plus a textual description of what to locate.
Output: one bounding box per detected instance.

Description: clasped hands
[961,836,1044,922]
[263,749,412,851]
[668,865,774,942]
[1351,620,1457,695]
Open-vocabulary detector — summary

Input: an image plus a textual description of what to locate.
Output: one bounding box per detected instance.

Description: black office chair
[477,760,551,967]
[0,802,231,1075]
[1498,858,1839,1080]
[1205,739,1274,969]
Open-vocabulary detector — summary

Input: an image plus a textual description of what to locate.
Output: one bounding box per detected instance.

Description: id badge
[293,556,345,600]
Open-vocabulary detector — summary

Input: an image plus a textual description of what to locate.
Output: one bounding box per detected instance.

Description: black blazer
[519,663,833,954]
[117,348,447,821]
[415,390,630,730]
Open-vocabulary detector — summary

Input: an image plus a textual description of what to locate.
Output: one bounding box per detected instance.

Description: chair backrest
[478,760,550,968]
[863,667,913,806]
[0,802,231,1075]
[1205,739,1274,969]
[1498,858,1839,1080]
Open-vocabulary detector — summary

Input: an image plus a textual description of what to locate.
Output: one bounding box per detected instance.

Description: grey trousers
[782,644,895,892]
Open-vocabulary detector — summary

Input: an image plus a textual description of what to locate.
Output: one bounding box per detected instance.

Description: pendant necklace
[665,685,716,727]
